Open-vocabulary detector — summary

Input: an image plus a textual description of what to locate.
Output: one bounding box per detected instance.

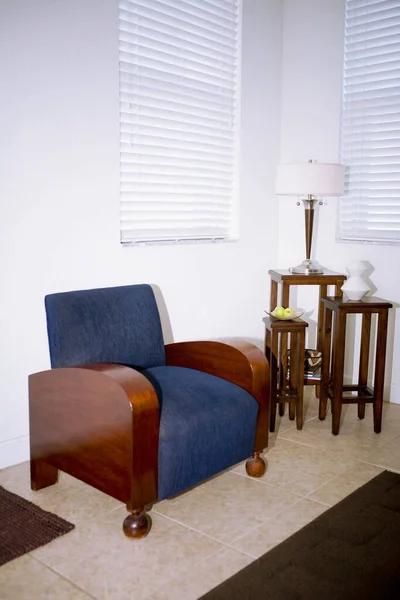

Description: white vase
[341,260,370,301]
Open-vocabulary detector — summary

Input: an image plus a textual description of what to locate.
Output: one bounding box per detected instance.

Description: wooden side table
[269,269,347,355]
[264,316,308,431]
[268,270,347,400]
[319,296,393,435]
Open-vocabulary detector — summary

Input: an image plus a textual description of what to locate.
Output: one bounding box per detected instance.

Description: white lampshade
[276,162,345,196]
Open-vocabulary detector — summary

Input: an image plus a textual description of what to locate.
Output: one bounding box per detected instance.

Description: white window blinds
[118,0,241,245]
[339,0,400,244]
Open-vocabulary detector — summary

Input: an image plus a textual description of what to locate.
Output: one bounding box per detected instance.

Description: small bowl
[264,309,304,321]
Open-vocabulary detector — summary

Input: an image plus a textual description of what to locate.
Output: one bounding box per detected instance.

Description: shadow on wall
[361,260,378,296]
[151,284,174,345]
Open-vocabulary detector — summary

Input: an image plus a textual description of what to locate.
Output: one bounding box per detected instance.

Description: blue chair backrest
[45,284,166,369]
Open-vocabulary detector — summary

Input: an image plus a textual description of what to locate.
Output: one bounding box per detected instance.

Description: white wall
[0,0,282,468]
[279,0,400,403]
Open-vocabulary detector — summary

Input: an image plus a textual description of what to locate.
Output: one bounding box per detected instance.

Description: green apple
[274,306,285,318]
[284,307,295,316]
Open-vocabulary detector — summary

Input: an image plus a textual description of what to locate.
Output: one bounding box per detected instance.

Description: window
[118,0,241,245]
[338,0,400,244]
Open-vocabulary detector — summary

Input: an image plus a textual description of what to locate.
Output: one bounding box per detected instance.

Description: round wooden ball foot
[245,453,266,478]
[123,510,151,539]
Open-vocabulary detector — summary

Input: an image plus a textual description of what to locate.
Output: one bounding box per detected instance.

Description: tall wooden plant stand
[319,296,393,435]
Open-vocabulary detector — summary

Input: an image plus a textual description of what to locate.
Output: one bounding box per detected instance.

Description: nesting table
[319,296,393,435]
[268,269,347,397]
[269,269,347,355]
[264,316,308,431]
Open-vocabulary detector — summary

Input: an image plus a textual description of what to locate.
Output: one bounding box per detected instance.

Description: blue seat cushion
[141,366,259,500]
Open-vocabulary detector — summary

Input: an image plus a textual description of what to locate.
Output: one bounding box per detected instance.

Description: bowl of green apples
[264,306,304,321]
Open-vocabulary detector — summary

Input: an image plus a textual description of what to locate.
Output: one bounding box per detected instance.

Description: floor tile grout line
[138,509,269,579]
[28,553,98,600]
[228,469,306,497]
[151,498,303,551]
[145,544,259,600]
[268,435,379,461]
[229,468,338,502]
[302,463,380,502]
[352,459,400,474]
[151,490,328,553]
[230,471,335,502]
[274,431,388,455]
[150,508,236,545]
[275,432,400,458]
[225,494,332,551]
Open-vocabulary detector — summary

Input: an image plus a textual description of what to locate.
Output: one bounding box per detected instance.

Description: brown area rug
[0,485,75,566]
[200,470,400,600]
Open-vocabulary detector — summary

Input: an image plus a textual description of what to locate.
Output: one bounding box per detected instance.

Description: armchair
[29,284,269,538]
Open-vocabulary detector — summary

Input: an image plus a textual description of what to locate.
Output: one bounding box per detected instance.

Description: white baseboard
[0,435,30,470]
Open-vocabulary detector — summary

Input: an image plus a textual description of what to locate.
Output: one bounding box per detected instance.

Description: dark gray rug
[200,470,400,600]
[0,485,74,566]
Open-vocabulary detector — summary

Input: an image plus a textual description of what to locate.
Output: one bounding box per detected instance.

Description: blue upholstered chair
[29,284,269,538]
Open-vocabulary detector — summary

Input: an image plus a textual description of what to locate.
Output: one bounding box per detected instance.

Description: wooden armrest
[165,339,269,451]
[165,338,267,395]
[29,364,159,507]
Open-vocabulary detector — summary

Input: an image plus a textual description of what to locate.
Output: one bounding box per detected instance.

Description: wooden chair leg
[123,508,152,538]
[245,452,266,477]
[30,459,58,491]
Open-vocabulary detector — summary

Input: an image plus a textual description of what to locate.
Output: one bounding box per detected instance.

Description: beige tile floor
[1,389,400,600]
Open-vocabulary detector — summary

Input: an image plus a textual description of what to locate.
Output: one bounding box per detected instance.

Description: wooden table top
[269,269,347,284]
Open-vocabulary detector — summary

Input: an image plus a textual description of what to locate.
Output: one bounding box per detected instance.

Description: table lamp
[276,159,345,275]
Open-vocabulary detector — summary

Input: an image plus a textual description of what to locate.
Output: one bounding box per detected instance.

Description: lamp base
[290,259,324,275]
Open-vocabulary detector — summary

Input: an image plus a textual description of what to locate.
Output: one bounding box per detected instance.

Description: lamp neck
[301,194,318,210]
[300,195,318,260]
